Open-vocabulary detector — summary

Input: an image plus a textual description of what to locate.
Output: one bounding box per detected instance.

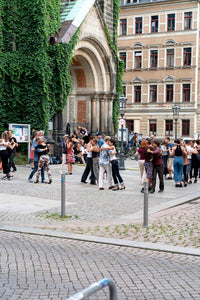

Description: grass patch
[36,211,74,220]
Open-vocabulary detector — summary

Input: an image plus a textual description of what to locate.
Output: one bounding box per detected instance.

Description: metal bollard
[143,181,148,228]
[61,173,66,217]
[66,278,118,300]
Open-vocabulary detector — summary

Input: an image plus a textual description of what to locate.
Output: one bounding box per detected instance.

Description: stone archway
[65,37,115,136]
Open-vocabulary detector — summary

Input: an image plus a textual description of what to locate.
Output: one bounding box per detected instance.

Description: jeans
[9,152,16,170]
[29,161,44,181]
[111,160,124,186]
[174,156,183,183]
[81,157,95,184]
[151,164,164,191]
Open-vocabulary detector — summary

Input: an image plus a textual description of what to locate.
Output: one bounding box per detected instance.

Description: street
[1,231,200,300]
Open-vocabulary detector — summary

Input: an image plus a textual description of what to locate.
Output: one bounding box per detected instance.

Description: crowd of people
[60,128,125,191]
[0,130,18,180]
[135,135,200,193]
[1,126,200,193]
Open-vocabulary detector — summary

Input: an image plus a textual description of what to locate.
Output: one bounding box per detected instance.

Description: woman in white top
[0,131,12,180]
[108,138,125,191]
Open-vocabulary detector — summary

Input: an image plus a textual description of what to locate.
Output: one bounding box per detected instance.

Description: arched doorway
[66,37,115,136]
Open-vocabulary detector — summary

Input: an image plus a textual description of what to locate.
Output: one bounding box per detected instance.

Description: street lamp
[172,104,180,139]
[118,94,127,170]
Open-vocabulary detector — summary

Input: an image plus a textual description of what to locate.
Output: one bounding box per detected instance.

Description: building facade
[52,0,117,149]
[118,0,200,139]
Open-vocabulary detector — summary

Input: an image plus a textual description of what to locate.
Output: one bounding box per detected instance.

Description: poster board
[8,124,31,160]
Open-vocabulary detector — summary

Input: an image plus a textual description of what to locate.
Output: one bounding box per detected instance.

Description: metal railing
[66,278,118,300]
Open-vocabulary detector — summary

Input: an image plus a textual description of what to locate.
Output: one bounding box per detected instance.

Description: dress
[67,144,75,163]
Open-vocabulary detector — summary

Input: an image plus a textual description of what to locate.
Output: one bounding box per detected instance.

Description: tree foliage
[0,0,78,133]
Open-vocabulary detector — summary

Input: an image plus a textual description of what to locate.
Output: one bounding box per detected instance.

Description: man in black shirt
[8,130,18,172]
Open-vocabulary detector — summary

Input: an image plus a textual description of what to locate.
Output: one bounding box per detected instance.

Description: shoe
[90,182,96,185]
[175,183,179,187]
[141,187,144,193]
[2,176,8,181]
[112,187,119,191]
[81,180,87,184]
[12,168,17,172]
[168,176,172,180]
[149,188,155,193]
[109,186,114,190]
[34,180,39,183]
[188,181,192,184]
[120,186,126,190]
[194,179,197,183]
[41,180,46,183]
[99,187,104,190]
[158,190,164,193]
[184,183,187,187]
[48,179,52,184]
[179,183,183,187]
[28,178,33,183]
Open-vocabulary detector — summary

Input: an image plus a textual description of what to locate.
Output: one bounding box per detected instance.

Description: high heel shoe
[34,180,39,183]
[48,179,52,184]
[120,185,126,190]
[112,186,119,191]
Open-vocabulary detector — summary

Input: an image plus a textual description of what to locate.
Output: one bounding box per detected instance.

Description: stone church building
[52,0,117,144]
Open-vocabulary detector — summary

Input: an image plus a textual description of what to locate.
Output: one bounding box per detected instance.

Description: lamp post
[172,104,180,139]
[118,94,127,170]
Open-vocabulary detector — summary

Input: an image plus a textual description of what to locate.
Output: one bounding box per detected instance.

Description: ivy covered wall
[0,0,122,134]
[0,0,77,133]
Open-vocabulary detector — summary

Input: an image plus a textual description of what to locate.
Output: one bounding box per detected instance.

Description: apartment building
[118,0,200,139]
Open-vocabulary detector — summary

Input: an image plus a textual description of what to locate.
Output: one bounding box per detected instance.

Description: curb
[1,225,200,257]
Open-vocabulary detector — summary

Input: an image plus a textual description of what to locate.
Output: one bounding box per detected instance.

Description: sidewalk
[0,160,200,254]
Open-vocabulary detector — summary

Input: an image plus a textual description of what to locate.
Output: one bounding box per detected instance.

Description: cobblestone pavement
[1,231,200,300]
[0,161,199,228]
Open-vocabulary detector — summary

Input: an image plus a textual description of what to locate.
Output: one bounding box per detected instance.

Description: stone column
[108,95,113,135]
[104,97,108,135]
[96,97,100,132]
[91,96,97,134]
[100,96,105,135]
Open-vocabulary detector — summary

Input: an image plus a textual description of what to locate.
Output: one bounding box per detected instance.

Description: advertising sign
[117,128,128,142]
[9,124,30,143]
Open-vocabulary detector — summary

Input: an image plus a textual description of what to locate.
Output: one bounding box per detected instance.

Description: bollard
[143,181,148,228]
[66,278,118,300]
[61,173,66,217]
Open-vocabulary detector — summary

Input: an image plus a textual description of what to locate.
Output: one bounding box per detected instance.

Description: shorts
[167,157,174,169]
[144,161,153,179]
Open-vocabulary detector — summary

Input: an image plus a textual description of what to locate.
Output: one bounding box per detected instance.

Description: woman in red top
[135,139,148,193]
[66,136,75,175]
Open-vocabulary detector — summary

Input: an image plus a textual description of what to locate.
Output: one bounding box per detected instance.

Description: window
[150,85,157,103]
[183,48,191,66]
[135,51,142,68]
[126,120,134,134]
[120,19,127,35]
[134,86,141,103]
[183,84,190,102]
[168,14,175,31]
[184,12,192,30]
[166,84,173,102]
[150,50,158,68]
[119,52,126,69]
[182,120,190,136]
[122,86,126,97]
[149,120,157,136]
[167,49,174,67]
[126,0,131,3]
[165,120,173,136]
[151,16,158,33]
[135,17,142,34]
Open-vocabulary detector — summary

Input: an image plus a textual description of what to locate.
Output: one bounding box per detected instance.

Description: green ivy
[0,0,78,133]
[105,0,123,133]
